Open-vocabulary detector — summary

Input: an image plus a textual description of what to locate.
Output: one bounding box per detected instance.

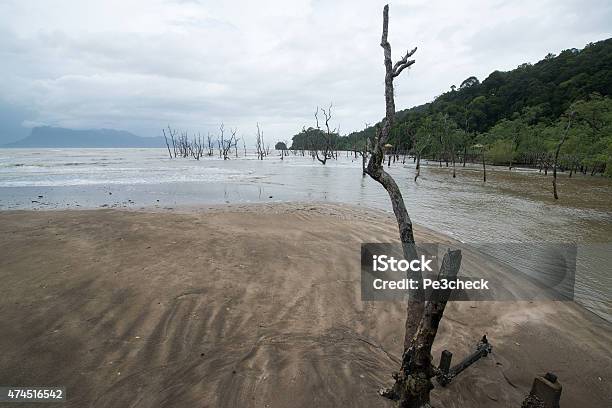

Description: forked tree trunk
[365,6,462,407]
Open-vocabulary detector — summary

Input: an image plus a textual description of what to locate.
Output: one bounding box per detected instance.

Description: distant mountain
[3,126,166,148]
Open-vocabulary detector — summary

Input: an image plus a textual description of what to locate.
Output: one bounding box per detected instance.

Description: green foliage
[290,127,335,150]
[340,38,612,175]
[291,126,364,151]
[486,139,513,164]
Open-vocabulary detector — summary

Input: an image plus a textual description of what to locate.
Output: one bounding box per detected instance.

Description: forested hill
[337,38,612,175]
[401,37,611,133]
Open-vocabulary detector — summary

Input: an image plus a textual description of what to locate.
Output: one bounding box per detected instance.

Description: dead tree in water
[553,112,574,200]
[191,133,204,160]
[473,143,487,182]
[162,129,173,158]
[413,125,431,182]
[357,139,370,176]
[218,123,235,160]
[255,123,265,160]
[366,6,463,407]
[164,126,179,158]
[207,133,214,156]
[482,147,486,182]
[314,105,337,165]
[355,123,371,176]
[231,128,240,158]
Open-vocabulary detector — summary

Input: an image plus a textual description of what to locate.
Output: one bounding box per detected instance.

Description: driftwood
[436,335,492,386]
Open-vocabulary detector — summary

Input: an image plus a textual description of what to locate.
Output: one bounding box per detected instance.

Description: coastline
[0,204,610,407]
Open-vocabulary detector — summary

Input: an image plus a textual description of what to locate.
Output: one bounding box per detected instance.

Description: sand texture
[0,204,610,407]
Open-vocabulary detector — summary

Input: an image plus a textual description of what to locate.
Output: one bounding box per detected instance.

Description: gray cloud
[0,0,610,143]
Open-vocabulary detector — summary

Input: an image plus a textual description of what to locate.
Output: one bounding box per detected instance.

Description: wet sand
[0,204,610,407]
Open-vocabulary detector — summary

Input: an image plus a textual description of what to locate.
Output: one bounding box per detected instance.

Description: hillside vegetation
[293,38,612,176]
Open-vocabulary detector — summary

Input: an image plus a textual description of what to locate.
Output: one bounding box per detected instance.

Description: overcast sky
[0,0,610,144]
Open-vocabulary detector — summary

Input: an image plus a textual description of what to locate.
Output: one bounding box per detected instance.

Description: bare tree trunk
[362,154,367,175]
[162,129,172,159]
[482,150,487,182]
[414,152,421,182]
[366,6,461,407]
[553,113,573,200]
[391,250,462,407]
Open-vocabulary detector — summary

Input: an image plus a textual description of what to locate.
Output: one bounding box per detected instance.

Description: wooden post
[437,350,453,386]
[522,373,562,408]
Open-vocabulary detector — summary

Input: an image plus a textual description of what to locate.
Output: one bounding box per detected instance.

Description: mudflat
[0,204,610,407]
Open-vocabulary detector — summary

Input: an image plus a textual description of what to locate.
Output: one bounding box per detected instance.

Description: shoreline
[1,204,610,407]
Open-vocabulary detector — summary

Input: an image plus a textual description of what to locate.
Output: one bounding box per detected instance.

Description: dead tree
[261,124,269,157]
[207,133,214,156]
[314,105,336,165]
[413,128,431,182]
[177,131,190,157]
[357,140,370,176]
[219,123,233,160]
[413,142,429,182]
[482,147,486,182]
[162,129,173,159]
[472,144,487,182]
[164,125,178,158]
[553,112,574,200]
[366,6,462,407]
[191,133,204,160]
[255,123,265,160]
[231,128,240,158]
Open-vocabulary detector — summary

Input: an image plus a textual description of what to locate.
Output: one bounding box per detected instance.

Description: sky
[0,0,610,144]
